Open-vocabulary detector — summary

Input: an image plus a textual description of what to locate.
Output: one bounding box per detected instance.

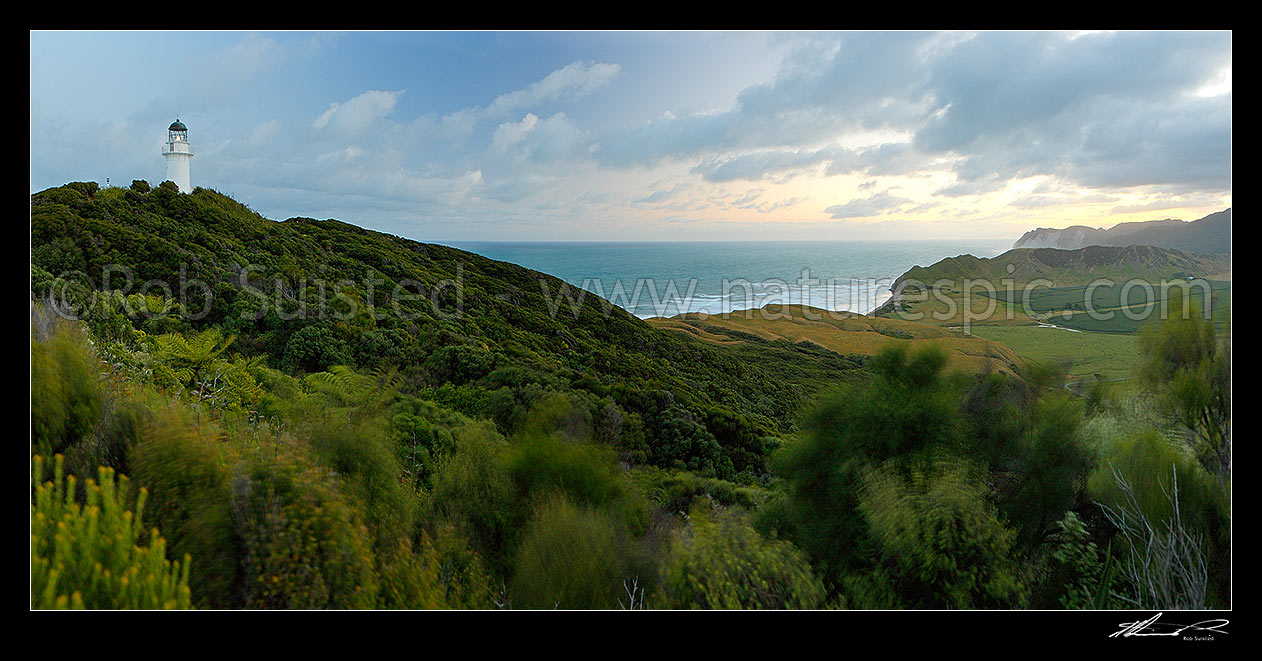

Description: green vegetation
[29,182,1230,610]
[894,244,1230,290]
[857,458,1027,609]
[1042,512,1121,609]
[509,496,631,609]
[31,455,192,610]
[977,280,1231,335]
[756,344,1084,608]
[31,321,102,458]
[965,325,1141,379]
[649,304,1023,376]
[31,182,871,481]
[1137,291,1232,485]
[877,245,1230,382]
[657,504,826,609]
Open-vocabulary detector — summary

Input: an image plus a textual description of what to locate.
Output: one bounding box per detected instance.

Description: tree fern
[304,365,401,409]
[153,327,235,387]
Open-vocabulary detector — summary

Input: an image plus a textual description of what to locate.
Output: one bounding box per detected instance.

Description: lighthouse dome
[169,119,187,131]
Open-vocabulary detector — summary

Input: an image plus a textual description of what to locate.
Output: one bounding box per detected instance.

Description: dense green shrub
[282,325,352,373]
[703,406,771,479]
[31,455,192,609]
[858,459,1028,609]
[390,396,473,489]
[232,438,379,609]
[509,496,628,609]
[424,344,498,385]
[959,371,1029,470]
[506,434,625,512]
[1088,431,1225,536]
[427,524,497,608]
[1036,511,1120,609]
[427,426,515,577]
[31,321,103,457]
[519,391,594,441]
[634,466,765,513]
[1001,393,1095,546]
[506,401,650,538]
[379,528,494,609]
[658,506,824,609]
[761,345,964,584]
[64,181,100,198]
[128,407,241,608]
[305,414,418,554]
[1138,290,1230,483]
[650,406,731,479]
[60,396,152,483]
[91,401,151,475]
[1088,430,1230,607]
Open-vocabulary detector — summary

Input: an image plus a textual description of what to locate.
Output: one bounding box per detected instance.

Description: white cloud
[491,113,540,149]
[597,30,1230,199]
[933,177,1008,198]
[1192,65,1231,98]
[1109,194,1228,215]
[912,31,1231,190]
[487,112,593,172]
[437,109,479,143]
[633,184,685,204]
[824,191,912,219]
[692,148,834,183]
[485,61,621,117]
[311,90,404,136]
[198,60,623,220]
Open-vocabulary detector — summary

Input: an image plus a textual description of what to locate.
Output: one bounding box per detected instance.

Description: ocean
[447,240,1014,319]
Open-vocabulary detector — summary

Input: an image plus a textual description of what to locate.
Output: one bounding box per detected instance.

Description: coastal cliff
[1012,209,1230,254]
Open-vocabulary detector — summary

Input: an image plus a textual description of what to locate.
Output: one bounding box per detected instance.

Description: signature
[1110,613,1230,638]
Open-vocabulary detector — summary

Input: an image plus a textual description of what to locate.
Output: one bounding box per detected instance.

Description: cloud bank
[30,31,1231,240]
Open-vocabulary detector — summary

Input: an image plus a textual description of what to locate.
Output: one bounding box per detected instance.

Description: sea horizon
[447,239,1015,319]
[439,237,1021,243]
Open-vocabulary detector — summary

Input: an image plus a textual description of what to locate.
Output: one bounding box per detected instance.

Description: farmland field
[963,324,1142,379]
[978,280,1231,334]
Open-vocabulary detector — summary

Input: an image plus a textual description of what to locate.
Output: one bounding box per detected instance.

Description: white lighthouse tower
[161,119,194,193]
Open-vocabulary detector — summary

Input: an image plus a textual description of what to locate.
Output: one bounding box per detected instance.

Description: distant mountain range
[1012,209,1231,254]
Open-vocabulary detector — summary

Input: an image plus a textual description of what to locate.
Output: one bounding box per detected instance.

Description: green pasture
[978,280,1230,334]
[964,324,1143,379]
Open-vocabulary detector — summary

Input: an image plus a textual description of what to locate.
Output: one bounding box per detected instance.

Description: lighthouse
[161,119,194,193]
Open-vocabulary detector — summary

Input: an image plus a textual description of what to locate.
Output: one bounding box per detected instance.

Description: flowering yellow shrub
[31,455,192,609]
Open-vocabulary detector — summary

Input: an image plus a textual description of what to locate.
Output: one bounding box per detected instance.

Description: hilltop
[892,243,1231,293]
[874,242,1232,380]
[1012,208,1231,254]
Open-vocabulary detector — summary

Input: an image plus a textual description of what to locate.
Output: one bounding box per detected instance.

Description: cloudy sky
[30,30,1231,242]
